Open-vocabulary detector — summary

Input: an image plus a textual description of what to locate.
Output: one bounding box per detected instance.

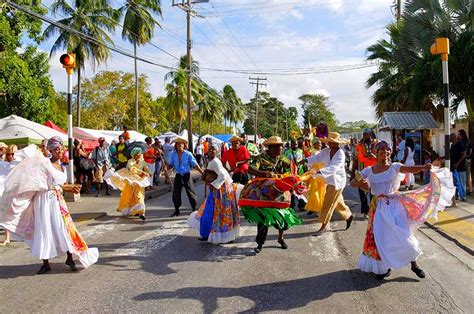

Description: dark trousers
[358,188,372,214]
[232,172,249,185]
[172,173,197,212]
[256,223,269,246]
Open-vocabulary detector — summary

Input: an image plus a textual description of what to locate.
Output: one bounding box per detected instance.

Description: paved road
[1,183,473,313]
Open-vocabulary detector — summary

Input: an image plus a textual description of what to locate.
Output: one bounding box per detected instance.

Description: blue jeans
[458,171,467,199]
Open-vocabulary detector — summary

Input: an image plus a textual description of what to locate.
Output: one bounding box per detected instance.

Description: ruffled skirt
[240,206,303,230]
[358,167,455,274]
[187,183,240,244]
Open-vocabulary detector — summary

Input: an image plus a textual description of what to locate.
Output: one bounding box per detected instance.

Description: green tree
[164,55,201,132]
[0,2,59,123]
[222,84,244,133]
[119,0,162,130]
[75,70,166,135]
[243,92,298,139]
[298,94,338,131]
[43,0,117,127]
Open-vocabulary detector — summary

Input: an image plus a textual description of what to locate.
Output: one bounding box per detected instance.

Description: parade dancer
[351,141,455,280]
[169,137,205,217]
[106,147,150,220]
[0,137,98,274]
[242,136,304,253]
[221,135,251,185]
[307,132,353,236]
[188,145,240,244]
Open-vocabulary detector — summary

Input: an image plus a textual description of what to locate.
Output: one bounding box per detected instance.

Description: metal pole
[254,79,259,143]
[67,72,74,184]
[442,60,450,170]
[186,0,194,153]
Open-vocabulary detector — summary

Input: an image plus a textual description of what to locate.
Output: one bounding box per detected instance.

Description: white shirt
[307,147,347,190]
[207,158,233,189]
[396,140,405,161]
[195,144,203,155]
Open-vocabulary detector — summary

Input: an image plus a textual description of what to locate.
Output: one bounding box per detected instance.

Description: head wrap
[130,147,142,157]
[47,136,63,151]
[374,140,391,152]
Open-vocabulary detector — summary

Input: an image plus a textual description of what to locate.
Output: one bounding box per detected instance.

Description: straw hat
[263,136,284,147]
[229,135,242,143]
[173,136,188,144]
[318,132,350,145]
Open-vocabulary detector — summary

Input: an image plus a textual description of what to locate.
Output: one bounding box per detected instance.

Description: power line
[194,27,385,48]
[209,2,261,71]
[202,1,342,17]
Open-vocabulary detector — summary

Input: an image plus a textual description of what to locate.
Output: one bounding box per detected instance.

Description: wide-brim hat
[229,135,243,143]
[173,136,188,144]
[318,132,350,145]
[263,136,284,147]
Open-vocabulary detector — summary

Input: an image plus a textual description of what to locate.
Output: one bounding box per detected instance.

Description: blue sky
[38,0,400,124]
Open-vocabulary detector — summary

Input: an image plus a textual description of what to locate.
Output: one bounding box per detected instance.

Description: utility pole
[249,76,267,143]
[286,112,289,141]
[275,107,279,136]
[173,0,208,152]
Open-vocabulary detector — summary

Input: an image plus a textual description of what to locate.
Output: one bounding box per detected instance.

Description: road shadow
[0,262,84,279]
[132,269,419,312]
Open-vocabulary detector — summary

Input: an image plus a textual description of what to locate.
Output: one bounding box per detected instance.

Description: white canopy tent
[201,134,223,144]
[0,115,68,145]
[157,131,178,143]
[179,129,199,148]
[77,127,148,143]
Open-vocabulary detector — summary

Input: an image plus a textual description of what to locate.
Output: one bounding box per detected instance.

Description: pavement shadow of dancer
[133,270,419,312]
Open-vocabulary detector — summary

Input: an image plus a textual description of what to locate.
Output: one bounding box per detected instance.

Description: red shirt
[221,146,250,174]
[144,147,157,164]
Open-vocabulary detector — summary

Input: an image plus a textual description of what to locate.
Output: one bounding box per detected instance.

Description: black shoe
[346,215,354,230]
[198,237,208,241]
[254,245,263,253]
[105,191,111,196]
[375,269,391,280]
[312,229,326,236]
[307,211,314,216]
[139,214,146,221]
[37,265,51,275]
[278,239,288,250]
[65,260,78,272]
[411,266,426,278]
[95,193,101,197]
[170,211,180,217]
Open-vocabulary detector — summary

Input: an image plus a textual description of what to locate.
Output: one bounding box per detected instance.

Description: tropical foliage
[43,0,118,126]
[299,94,339,132]
[0,2,60,124]
[367,0,473,123]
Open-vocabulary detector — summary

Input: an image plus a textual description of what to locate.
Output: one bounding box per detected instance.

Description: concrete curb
[423,221,474,256]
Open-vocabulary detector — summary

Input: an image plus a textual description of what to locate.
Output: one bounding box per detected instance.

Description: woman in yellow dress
[106,147,150,220]
[305,139,326,216]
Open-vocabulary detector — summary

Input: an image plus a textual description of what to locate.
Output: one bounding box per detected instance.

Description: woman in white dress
[403,138,416,189]
[0,137,99,274]
[351,141,455,280]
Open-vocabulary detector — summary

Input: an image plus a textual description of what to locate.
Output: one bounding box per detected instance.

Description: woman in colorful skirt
[351,141,455,280]
[188,145,240,244]
[0,137,98,274]
[106,147,150,220]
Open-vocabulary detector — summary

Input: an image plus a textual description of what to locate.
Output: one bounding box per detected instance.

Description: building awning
[379,112,439,130]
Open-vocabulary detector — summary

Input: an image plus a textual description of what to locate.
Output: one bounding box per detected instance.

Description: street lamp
[59,53,76,184]
[430,38,450,169]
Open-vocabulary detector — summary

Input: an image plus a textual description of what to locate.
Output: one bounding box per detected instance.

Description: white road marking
[111,221,189,258]
[203,226,255,262]
[309,224,341,262]
[80,222,118,239]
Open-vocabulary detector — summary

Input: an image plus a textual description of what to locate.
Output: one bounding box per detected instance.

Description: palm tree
[164,55,201,132]
[119,0,162,131]
[222,84,244,133]
[44,0,117,127]
[197,86,223,134]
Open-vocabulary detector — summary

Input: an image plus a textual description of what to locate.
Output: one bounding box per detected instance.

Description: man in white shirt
[395,133,406,162]
[306,132,353,236]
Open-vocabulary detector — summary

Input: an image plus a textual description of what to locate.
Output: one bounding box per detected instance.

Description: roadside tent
[0,115,68,145]
[44,121,97,151]
[212,134,232,143]
[179,129,199,147]
[76,128,147,144]
[158,131,178,143]
[202,134,223,144]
